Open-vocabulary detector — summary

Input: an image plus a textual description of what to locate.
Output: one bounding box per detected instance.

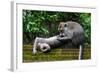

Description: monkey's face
[58,22,68,37]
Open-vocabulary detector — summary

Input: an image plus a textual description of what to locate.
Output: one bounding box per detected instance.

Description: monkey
[33,36,63,54]
[57,21,84,47]
[58,21,85,59]
[33,21,85,59]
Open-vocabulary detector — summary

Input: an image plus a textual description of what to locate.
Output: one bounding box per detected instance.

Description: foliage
[79,13,91,46]
[23,10,91,46]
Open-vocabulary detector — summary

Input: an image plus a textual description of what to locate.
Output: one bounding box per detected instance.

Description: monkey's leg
[33,37,39,54]
[78,45,83,60]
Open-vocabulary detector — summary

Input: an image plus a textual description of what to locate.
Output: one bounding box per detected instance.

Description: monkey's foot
[32,49,37,54]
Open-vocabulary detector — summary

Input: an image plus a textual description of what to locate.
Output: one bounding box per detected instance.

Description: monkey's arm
[57,36,72,41]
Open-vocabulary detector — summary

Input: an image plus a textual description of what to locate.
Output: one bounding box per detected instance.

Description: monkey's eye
[64,24,67,27]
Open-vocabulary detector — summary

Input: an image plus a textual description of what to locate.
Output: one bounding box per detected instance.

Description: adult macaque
[33,21,84,59]
[57,21,84,46]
